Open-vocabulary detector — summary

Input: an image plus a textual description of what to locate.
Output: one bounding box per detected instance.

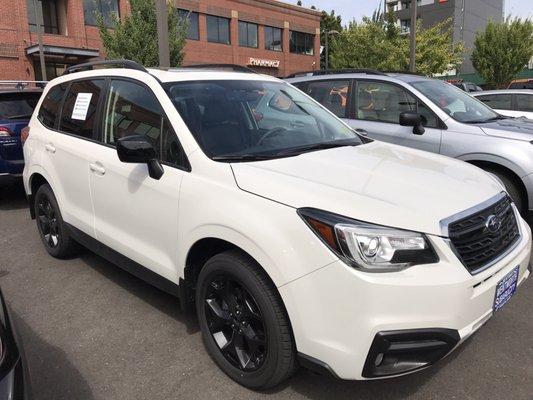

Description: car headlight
[298,208,438,272]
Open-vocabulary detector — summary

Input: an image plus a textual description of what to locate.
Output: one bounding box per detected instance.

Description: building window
[289,31,314,55]
[206,15,230,44]
[177,9,199,40]
[83,0,120,27]
[400,19,410,33]
[33,60,67,81]
[265,26,282,52]
[238,21,258,48]
[27,0,64,34]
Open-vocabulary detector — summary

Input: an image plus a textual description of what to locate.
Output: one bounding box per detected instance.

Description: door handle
[45,143,56,153]
[89,162,106,175]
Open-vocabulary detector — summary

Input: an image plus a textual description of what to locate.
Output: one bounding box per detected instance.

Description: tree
[472,18,533,89]
[320,10,343,69]
[97,0,187,67]
[330,14,463,75]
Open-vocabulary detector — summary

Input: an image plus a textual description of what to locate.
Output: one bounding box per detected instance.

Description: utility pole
[33,0,47,81]
[155,0,170,68]
[324,30,339,71]
[409,0,417,72]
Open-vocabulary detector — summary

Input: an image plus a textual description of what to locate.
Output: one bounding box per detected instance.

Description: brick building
[0,0,320,81]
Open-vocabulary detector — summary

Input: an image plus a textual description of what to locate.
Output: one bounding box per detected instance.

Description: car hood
[231,142,502,236]
[478,117,533,141]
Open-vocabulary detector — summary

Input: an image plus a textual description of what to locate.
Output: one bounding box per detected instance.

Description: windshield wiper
[273,138,361,157]
[212,154,282,162]
[466,115,508,124]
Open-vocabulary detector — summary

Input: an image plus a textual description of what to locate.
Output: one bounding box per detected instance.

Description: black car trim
[65,223,180,298]
[297,353,339,379]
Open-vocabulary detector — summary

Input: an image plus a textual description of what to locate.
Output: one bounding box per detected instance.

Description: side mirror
[116,135,164,180]
[399,111,425,135]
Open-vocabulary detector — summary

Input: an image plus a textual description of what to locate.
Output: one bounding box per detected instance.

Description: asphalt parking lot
[1,182,532,400]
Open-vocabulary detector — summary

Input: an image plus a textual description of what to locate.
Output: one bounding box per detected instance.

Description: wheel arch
[27,168,55,219]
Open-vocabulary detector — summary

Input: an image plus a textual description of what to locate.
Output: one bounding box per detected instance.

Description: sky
[299,0,533,25]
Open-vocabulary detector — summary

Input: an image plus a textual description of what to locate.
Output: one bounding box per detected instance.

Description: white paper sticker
[71,93,93,120]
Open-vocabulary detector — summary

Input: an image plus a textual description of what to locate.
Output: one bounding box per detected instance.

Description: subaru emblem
[485,214,501,233]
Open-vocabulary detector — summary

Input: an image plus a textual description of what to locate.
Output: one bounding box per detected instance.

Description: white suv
[23,60,531,389]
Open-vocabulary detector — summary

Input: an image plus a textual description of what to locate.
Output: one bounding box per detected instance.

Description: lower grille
[447,195,520,274]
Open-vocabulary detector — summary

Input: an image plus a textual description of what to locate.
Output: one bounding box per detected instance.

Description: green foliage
[320,10,343,68]
[330,15,463,75]
[97,0,187,67]
[472,18,533,89]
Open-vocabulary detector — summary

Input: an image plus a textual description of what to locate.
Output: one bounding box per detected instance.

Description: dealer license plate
[493,266,520,312]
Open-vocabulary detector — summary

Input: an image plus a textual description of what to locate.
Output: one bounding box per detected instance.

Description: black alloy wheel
[204,275,267,371]
[36,193,60,249]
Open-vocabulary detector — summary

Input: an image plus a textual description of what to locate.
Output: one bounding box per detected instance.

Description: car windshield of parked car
[0,92,41,120]
[410,80,500,123]
[165,80,361,160]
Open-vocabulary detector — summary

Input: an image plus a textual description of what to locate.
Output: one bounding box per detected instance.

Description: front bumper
[280,216,532,380]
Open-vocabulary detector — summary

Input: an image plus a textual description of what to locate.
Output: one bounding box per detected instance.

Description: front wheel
[196,250,296,389]
[486,169,524,212]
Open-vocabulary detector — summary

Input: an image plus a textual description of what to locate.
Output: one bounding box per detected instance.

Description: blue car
[0,88,42,184]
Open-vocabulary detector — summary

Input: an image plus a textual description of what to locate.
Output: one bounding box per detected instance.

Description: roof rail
[385,70,426,76]
[184,64,257,73]
[285,68,386,78]
[63,59,148,75]
[0,80,47,89]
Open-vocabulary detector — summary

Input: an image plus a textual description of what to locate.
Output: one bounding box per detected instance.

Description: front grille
[448,195,520,274]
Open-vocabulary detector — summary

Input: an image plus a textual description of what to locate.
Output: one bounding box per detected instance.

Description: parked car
[23,60,532,389]
[286,70,533,217]
[450,81,483,93]
[471,89,533,119]
[0,286,31,399]
[0,84,43,184]
[508,78,533,89]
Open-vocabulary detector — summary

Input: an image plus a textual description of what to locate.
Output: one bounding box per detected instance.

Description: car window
[102,79,188,169]
[516,94,533,112]
[38,84,67,129]
[299,80,350,118]
[0,92,41,121]
[165,80,360,159]
[59,79,104,138]
[475,94,512,110]
[509,81,533,89]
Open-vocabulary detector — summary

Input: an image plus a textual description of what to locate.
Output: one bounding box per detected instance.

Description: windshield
[410,80,499,123]
[165,80,361,160]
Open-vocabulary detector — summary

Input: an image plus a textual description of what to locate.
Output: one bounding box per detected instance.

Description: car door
[345,80,442,153]
[89,78,190,283]
[40,79,105,236]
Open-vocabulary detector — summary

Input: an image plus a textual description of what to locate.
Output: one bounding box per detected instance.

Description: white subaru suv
[22,60,531,389]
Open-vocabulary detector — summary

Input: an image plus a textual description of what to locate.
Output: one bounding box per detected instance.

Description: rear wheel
[34,184,79,258]
[196,250,296,389]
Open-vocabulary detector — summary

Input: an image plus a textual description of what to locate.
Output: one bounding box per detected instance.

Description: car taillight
[21,126,30,144]
[0,126,13,137]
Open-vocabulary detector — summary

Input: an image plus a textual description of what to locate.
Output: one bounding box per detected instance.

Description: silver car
[471,89,533,119]
[286,71,533,217]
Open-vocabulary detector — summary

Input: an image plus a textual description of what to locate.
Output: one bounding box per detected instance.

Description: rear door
[89,78,189,282]
[40,79,105,236]
[345,80,442,153]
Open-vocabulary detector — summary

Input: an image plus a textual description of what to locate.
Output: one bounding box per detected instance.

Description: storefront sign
[248,58,280,68]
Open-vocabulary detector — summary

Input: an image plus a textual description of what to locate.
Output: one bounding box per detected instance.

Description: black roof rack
[285,68,386,78]
[184,64,257,73]
[63,59,148,75]
[384,70,427,76]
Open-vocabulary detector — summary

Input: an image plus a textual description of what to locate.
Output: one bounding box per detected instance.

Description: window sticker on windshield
[71,93,93,120]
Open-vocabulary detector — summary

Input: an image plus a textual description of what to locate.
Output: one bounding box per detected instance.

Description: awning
[25,44,99,58]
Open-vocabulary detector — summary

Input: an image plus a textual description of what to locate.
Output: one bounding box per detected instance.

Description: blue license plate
[493,266,520,312]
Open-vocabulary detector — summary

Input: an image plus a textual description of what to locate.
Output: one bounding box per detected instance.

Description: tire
[34,184,80,258]
[196,250,296,389]
[486,169,524,212]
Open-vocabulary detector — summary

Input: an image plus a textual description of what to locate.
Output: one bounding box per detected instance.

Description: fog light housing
[363,329,460,378]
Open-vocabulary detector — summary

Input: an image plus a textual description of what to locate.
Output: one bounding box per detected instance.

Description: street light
[324,29,340,72]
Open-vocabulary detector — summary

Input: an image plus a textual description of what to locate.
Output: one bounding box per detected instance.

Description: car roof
[471,89,533,96]
[146,68,280,83]
[285,71,434,84]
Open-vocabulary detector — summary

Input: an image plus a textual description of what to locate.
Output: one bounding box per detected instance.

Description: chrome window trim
[440,192,523,275]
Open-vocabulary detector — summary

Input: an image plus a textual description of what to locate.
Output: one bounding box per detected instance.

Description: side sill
[297,352,340,380]
[65,223,180,298]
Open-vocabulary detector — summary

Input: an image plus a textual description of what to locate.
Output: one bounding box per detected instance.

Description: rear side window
[301,80,350,118]
[0,92,41,121]
[516,94,533,112]
[475,94,512,110]
[38,84,67,129]
[59,79,104,138]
